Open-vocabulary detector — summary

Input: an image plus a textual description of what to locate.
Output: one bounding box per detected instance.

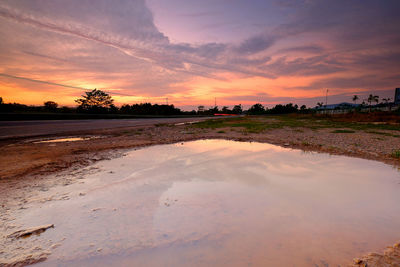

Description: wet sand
[1,120,400,266]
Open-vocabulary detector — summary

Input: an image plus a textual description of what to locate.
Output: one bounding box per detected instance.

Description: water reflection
[21,139,400,266]
[34,137,89,143]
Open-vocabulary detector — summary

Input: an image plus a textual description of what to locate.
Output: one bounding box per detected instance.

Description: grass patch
[331,129,356,133]
[217,130,226,133]
[366,131,400,138]
[192,119,229,129]
[391,150,400,158]
[191,115,400,136]
[301,141,311,146]
[155,123,169,127]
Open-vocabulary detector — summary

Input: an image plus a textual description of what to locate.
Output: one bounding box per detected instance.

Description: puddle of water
[174,120,200,126]
[33,137,97,143]
[17,140,400,266]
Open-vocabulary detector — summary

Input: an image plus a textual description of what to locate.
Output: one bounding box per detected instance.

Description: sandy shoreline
[1,119,400,266]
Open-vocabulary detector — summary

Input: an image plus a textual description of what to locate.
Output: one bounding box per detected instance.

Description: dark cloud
[264,56,345,77]
[277,45,324,54]
[235,35,275,54]
[310,75,400,91]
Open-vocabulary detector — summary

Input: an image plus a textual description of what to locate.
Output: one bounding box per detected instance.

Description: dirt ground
[1,116,400,266]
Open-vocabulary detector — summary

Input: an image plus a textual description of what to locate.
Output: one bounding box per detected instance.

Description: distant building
[315,102,358,110]
[395,88,400,104]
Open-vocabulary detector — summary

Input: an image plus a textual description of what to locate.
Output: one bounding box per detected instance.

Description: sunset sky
[0,0,399,110]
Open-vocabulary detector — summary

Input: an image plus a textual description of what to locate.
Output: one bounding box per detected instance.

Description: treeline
[119,103,189,116]
[0,101,194,115]
[247,103,310,115]
[0,101,312,115]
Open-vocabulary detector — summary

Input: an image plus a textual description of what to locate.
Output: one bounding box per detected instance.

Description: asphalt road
[0,117,214,139]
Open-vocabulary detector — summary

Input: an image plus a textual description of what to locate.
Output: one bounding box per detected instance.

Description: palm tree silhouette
[367,94,379,112]
[352,95,359,105]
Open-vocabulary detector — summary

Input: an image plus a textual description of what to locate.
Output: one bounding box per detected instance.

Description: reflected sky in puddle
[34,137,89,143]
[22,139,400,266]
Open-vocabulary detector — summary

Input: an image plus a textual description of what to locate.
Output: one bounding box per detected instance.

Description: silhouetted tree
[352,95,359,105]
[317,102,324,108]
[266,103,298,114]
[247,103,265,115]
[75,89,114,113]
[208,106,219,114]
[0,97,3,105]
[367,94,379,111]
[119,103,182,115]
[232,104,243,114]
[374,95,379,105]
[44,101,58,111]
[221,106,230,113]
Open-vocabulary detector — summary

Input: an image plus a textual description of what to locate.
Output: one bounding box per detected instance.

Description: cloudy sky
[0,0,399,109]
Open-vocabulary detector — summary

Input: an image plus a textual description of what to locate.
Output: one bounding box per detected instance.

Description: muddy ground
[1,115,400,266]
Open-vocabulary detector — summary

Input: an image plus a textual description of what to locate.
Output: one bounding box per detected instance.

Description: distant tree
[44,101,58,111]
[352,95,359,105]
[382,98,391,104]
[0,97,3,105]
[374,95,379,105]
[247,103,265,115]
[266,103,298,114]
[299,105,308,114]
[221,106,230,113]
[367,94,379,111]
[75,89,114,113]
[208,106,219,114]
[317,102,324,108]
[232,104,243,114]
[60,106,73,113]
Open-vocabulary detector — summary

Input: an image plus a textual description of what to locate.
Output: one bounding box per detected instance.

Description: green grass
[366,131,400,138]
[119,129,143,136]
[331,129,356,133]
[301,141,311,146]
[391,150,400,158]
[191,115,400,135]
[217,130,226,133]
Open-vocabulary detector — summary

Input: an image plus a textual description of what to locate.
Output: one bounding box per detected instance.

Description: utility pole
[166,97,168,105]
[214,97,217,108]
